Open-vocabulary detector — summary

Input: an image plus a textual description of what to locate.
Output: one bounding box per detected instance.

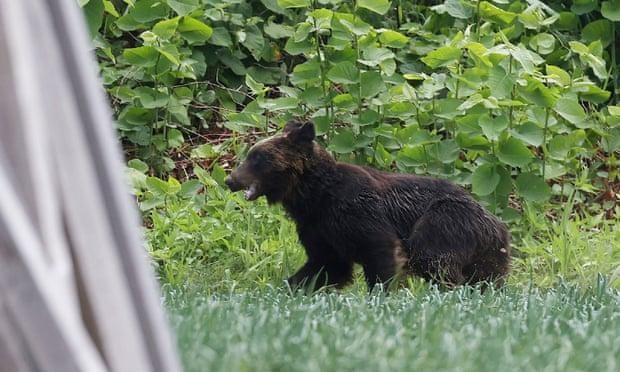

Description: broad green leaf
[333,94,356,109]
[179,179,203,198]
[456,133,490,150]
[146,177,173,195]
[264,19,294,39]
[242,25,265,60]
[134,87,169,108]
[115,14,142,31]
[529,33,555,55]
[548,130,586,159]
[479,114,508,142]
[601,0,620,21]
[374,143,393,168]
[173,86,193,104]
[582,19,613,48]
[379,30,408,48]
[209,27,233,47]
[436,140,460,164]
[466,42,492,67]
[191,144,216,158]
[167,128,184,148]
[569,40,589,54]
[543,162,568,180]
[557,12,579,30]
[360,71,385,98]
[576,83,611,104]
[338,14,372,36]
[167,96,190,126]
[479,1,517,25]
[178,16,213,43]
[359,47,395,67]
[327,62,360,84]
[357,110,381,126]
[517,78,558,108]
[357,0,392,15]
[433,98,462,120]
[516,173,550,202]
[257,97,300,111]
[495,165,513,197]
[290,60,322,86]
[583,53,608,80]
[511,122,543,147]
[103,0,120,17]
[123,46,159,67]
[601,128,620,152]
[83,0,104,36]
[118,106,154,128]
[487,65,515,99]
[545,65,571,87]
[421,46,461,68]
[284,38,314,55]
[396,145,428,167]
[128,158,149,173]
[312,116,330,135]
[571,0,598,15]
[431,0,474,19]
[385,102,416,118]
[156,45,181,65]
[497,137,533,167]
[293,22,312,42]
[554,97,587,126]
[569,41,608,80]
[277,0,310,8]
[260,0,287,15]
[510,45,544,74]
[153,17,180,39]
[167,0,199,16]
[132,0,168,23]
[245,75,266,96]
[608,106,620,116]
[471,163,500,196]
[457,94,483,111]
[329,130,356,153]
[139,197,164,211]
[408,128,440,146]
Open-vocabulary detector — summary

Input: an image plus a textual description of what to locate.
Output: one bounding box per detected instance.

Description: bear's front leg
[287,259,353,291]
[360,235,404,292]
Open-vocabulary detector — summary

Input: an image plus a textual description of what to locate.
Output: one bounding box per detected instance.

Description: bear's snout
[224,176,242,192]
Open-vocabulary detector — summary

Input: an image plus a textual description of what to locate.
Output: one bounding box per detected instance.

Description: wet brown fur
[225,121,511,291]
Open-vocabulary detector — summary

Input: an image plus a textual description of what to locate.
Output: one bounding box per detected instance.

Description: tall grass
[146,181,620,291]
[166,282,620,372]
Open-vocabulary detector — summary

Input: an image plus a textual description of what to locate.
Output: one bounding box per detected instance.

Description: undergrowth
[139,168,620,290]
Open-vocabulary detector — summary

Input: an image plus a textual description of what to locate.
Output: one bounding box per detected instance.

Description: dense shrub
[82,0,619,282]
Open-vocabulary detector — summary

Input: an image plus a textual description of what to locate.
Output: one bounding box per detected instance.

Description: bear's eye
[249,151,268,166]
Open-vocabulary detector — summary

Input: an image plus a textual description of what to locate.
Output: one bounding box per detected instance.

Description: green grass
[166,282,620,372]
[147,184,620,290]
[143,173,620,371]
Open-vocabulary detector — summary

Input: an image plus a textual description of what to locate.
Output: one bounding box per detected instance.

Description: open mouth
[243,183,260,201]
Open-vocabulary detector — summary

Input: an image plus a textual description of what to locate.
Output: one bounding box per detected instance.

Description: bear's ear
[283,120,315,143]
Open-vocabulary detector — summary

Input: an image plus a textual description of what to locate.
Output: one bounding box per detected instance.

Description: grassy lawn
[167,284,619,372]
[159,212,619,372]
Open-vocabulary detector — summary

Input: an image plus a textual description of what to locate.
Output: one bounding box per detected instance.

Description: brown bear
[225,120,511,291]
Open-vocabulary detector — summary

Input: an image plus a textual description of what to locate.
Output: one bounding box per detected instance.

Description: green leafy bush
[84,0,620,283]
[84,0,619,217]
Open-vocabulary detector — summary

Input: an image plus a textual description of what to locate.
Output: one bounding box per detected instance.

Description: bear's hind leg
[406,200,481,287]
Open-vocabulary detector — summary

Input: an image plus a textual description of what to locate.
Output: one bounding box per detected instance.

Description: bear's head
[225,120,319,203]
